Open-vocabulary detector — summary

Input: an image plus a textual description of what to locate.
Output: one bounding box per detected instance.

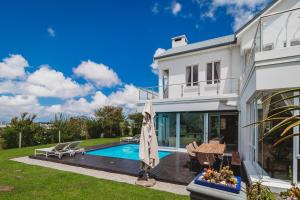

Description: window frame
[206,61,221,85]
[186,65,198,87]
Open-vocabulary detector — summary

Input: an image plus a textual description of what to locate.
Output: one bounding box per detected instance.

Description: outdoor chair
[186,143,197,170]
[35,142,72,159]
[231,151,241,176]
[66,141,84,156]
[120,134,140,143]
[192,141,199,149]
[197,152,216,169]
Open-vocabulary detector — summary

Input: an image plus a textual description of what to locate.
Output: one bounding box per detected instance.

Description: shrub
[247,182,275,200]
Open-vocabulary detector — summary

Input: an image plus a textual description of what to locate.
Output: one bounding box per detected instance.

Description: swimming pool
[86,144,171,161]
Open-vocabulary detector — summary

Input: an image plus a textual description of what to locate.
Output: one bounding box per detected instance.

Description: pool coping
[85,142,172,161]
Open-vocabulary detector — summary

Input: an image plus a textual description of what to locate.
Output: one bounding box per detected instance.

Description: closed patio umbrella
[136,100,159,187]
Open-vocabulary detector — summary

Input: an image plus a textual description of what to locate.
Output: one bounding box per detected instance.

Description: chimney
[172,35,188,48]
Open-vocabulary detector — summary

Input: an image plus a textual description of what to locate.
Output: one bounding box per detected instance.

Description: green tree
[95,106,125,137]
[128,113,143,135]
[1,112,46,148]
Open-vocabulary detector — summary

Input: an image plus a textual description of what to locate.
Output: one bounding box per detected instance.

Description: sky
[0,0,271,122]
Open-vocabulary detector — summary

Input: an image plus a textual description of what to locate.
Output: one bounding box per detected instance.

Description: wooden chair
[192,141,199,149]
[197,153,216,168]
[186,143,197,170]
[231,151,241,176]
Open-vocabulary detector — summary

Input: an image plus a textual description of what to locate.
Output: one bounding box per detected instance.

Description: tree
[128,113,143,135]
[95,106,125,137]
[250,88,300,147]
[1,112,46,148]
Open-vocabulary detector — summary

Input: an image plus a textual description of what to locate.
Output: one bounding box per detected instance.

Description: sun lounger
[120,134,140,143]
[35,142,72,159]
[65,141,84,156]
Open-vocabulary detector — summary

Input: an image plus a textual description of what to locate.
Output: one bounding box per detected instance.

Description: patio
[30,142,197,185]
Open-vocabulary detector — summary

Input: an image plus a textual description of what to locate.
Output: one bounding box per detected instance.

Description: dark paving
[30,142,198,185]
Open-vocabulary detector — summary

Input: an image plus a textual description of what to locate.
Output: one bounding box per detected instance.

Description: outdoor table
[193,143,226,155]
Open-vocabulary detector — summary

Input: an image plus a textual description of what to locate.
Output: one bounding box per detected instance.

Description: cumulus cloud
[150,48,166,75]
[199,0,270,30]
[47,27,55,37]
[171,1,182,15]
[73,60,121,88]
[0,54,29,79]
[23,66,93,99]
[46,84,138,116]
[0,95,44,121]
[0,54,138,121]
[108,84,139,110]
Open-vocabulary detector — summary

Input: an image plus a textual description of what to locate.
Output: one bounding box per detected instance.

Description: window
[186,65,198,86]
[206,61,220,84]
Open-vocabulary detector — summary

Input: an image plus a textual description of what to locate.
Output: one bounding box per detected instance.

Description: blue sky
[0,0,270,121]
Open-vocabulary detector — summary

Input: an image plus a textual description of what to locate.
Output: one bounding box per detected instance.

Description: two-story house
[137,0,300,190]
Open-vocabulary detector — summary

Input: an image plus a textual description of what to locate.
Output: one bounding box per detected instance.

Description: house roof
[155,34,236,60]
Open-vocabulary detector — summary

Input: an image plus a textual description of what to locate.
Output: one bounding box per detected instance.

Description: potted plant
[280,185,300,200]
[247,182,275,200]
[194,166,241,193]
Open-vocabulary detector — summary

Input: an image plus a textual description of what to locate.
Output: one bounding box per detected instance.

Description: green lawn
[0,138,188,200]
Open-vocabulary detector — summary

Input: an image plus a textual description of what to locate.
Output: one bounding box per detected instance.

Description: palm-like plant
[253,88,300,147]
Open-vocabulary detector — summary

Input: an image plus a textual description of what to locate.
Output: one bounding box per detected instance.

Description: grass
[0,138,188,200]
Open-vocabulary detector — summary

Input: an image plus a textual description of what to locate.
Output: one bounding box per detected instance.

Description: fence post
[59,130,61,143]
[19,131,22,148]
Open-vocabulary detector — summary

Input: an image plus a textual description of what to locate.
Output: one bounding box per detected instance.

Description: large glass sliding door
[156,111,238,149]
[208,113,220,141]
[156,113,176,147]
[250,93,294,182]
[180,112,204,148]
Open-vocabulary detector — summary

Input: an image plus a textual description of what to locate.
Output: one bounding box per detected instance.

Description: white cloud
[0,95,44,121]
[0,54,29,79]
[152,3,160,14]
[171,1,182,15]
[46,84,138,116]
[47,27,55,37]
[0,54,138,121]
[108,84,139,110]
[197,0,270,30]
[73,60,121,88]
[23,66,93,99]
[48,91,108,116]
[150,48,166,75]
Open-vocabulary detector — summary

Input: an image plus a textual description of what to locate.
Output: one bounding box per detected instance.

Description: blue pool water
[86,144,171,161]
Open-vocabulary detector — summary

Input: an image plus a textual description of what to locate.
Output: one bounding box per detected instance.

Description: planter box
[194,172,241,194]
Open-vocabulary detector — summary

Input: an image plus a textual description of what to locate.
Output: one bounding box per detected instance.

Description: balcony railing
[138,78,239,101]
[244,7,300,74]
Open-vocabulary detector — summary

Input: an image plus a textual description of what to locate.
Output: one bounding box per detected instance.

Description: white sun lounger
[35,142,72,159]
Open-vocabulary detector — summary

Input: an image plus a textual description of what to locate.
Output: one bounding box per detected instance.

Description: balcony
[138,78,239,101]
[244,7,300,79]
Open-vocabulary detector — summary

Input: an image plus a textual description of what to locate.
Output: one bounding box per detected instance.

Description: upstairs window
[186,65,198,86]
[207,61,220,84]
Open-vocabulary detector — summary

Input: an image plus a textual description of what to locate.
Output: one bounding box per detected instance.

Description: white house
[137,0,300,191]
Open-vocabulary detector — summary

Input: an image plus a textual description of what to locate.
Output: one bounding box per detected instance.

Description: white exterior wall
[157,45,242,99]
